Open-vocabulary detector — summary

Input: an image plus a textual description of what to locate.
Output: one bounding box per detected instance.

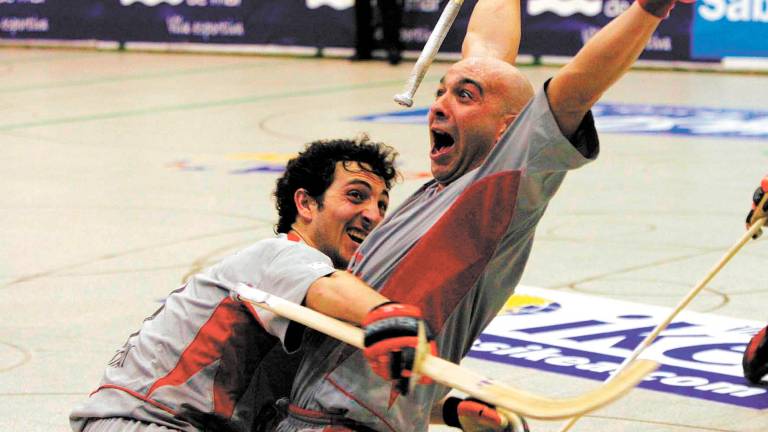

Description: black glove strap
[442,396,463,428]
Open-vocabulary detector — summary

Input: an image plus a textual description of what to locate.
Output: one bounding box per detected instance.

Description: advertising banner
[354,102,768,141]
[110,0,356,46]
[691,0,768,59]
[520,0,695,60]
[0,0,706,62]
[471,286,767,409]
[0,0,108,40]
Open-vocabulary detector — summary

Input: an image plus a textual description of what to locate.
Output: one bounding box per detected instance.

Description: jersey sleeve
[479,80,600,178]
[255,243,335,350]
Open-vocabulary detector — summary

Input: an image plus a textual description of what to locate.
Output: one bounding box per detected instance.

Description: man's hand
[442,397,530,432]
[362,302,436,395]
[743,325,768,384]
[636,0,695,19]
[746,175,768,238]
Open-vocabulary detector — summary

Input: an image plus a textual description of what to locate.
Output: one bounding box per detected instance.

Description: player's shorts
[83,418,182,432]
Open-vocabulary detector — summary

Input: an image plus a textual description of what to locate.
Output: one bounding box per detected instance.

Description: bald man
[273,0,685,430]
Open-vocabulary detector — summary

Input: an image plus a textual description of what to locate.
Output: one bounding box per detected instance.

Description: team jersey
[70,234,335,432]
[278,84,600,432]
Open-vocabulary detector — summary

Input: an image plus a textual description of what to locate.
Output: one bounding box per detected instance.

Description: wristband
[636,0,675,18]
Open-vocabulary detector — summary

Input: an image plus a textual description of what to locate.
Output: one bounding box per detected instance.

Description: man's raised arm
[462,0,521,63]
[547,0,686,137]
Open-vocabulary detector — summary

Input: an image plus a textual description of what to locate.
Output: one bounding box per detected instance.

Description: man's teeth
[347,229,366,243]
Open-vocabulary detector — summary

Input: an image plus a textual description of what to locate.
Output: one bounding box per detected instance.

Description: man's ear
[294,188,316,222]
[496,114,517,141]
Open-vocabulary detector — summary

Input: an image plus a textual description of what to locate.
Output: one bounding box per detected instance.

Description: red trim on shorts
[91,384,178,416]
[324,375,398,432]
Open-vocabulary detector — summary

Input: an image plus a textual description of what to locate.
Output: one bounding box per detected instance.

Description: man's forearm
[305,271,389,325]
[462,0,521,63]
[548,3,661,137]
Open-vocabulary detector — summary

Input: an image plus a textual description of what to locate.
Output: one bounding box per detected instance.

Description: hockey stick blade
[198,275,658,420]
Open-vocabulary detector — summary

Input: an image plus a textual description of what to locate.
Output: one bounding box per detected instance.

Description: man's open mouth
[431,129,455,155]
[346,227,367,244]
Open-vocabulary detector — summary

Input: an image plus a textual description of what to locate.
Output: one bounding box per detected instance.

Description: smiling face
[428,58,533,186]
[298,161,389,269]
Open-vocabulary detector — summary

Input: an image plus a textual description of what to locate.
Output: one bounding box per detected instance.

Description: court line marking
[0,77,438,132]
[0,60,289,94]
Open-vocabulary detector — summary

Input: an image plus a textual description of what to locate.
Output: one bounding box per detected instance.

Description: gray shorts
[83,418,182,432]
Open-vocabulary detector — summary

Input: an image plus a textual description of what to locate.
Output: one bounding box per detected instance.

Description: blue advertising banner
[353,102,768,140]
[109,0,351,46]
[691,0,768,59]
[521,0,695,60]
[0,0,702,61]
[0,0,108,40]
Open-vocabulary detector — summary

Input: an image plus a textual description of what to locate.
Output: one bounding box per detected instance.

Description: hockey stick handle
[196,274,657,420]
[556,217,766,432]
[612,217,766,375]
[393,0,464,107]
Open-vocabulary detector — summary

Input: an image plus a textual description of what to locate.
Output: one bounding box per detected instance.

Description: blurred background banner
[691,0,768,59]
[0,0,109,41]
[520,0,695,60]
[0,0,760,63]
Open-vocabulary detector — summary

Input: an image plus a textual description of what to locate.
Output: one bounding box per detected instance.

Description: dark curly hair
[274,137,399,234]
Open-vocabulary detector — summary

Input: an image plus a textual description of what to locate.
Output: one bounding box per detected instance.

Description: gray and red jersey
[70,233,335,432]
[279,84,600,432]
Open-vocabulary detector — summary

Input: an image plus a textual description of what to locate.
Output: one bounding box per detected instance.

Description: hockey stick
[393,0,464,107]
[196,275,657,420]
[556,217,767,432]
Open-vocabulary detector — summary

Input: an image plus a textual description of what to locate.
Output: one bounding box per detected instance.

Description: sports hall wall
[0,0,766,64]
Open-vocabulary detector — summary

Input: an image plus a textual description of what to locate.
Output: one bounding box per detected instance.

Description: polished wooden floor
[1,47,767,431]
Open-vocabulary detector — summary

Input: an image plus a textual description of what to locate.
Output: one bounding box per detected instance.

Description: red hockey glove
[636,0,695,19]
[442,397,530,432]
[362,302,436,395]
[746,175,768,238]
[743,325,768,384]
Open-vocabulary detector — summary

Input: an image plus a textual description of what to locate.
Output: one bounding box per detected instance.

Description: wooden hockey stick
[196,275,657,420]
[393,0,464,107]
[556,217,767,431]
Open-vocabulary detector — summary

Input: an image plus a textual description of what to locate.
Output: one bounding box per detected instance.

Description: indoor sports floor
[1,47,767,431]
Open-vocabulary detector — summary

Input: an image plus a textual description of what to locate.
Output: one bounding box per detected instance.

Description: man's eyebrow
[346,178,390,199]
[346,178,373,189]
[459,78,484,96]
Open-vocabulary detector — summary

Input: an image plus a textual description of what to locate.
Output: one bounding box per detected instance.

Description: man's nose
[361,202,383,229]
[429,95,448,120]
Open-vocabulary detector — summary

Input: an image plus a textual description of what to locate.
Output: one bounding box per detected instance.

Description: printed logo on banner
[470,286,767,409]
[692,0,768,58]
[120,0,241,6]
[0,0,45,4]
[352,103,768,140]
[0,17,48,33]
[527,0,603,17]
[305,0,353,10]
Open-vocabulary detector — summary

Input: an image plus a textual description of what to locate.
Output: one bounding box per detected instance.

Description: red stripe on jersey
[379,170,520,331]
[146,297,250,418]
[92,384,178,416]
